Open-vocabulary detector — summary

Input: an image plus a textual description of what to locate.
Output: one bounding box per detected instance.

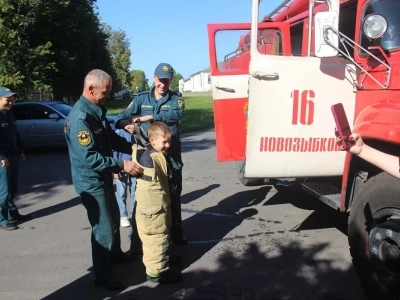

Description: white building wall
[182,69,212,92]
[191,72,211,92]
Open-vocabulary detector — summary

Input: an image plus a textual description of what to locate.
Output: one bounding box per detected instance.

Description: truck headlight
[363,14,388,40]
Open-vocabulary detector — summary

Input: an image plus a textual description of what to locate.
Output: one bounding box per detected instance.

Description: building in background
[180,67,211,93]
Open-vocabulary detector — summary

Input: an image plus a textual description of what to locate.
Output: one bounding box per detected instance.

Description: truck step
[301,182,341,210]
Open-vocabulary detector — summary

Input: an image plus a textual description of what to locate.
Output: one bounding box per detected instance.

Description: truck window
[216,29,251,72]
[290,22,303,56]
[338,2,357,58]
[216,28,284,72]
[257,29,283,55]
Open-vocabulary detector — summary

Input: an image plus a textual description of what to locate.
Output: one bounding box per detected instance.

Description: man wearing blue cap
[0,87,30,231]
[115,63,187,247]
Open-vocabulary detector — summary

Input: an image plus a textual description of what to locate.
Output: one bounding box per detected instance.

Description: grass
[105,93,214,134]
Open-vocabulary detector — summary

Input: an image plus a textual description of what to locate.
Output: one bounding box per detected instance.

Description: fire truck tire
[348,172,400,300]
[236,160,265,186]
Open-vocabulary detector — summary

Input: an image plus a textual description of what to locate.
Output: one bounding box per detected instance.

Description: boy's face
[150,134,171,154]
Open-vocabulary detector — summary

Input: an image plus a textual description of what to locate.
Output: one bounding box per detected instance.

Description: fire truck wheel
[348,172,400,300]
[236,160,265,186]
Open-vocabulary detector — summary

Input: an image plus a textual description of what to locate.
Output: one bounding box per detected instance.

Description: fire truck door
[245,47,356,178]
[207,23,292,162]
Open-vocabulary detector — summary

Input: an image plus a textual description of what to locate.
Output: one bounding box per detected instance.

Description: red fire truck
[207,0,400,299]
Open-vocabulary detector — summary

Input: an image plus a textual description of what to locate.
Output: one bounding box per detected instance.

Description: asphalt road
[0,129,368,300]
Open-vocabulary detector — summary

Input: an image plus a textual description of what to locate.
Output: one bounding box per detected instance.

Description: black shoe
[171,236,188,245]
[146,269,182,284]
[110,252,136,264]
[9,213,32,223]
[94,278,125,291]
[169,254,182,266]
[0,223,19,231]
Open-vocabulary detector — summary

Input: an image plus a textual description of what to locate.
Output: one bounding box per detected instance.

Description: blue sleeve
[109,128,133,155]
[67,117,123,173]
[154,94,184,123]
[115,96,141,129]
[112,129,123,160]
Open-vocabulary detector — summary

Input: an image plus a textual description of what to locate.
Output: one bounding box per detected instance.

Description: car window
[47,103,72,117]
[12,106,31,120]
[31,104,55,119]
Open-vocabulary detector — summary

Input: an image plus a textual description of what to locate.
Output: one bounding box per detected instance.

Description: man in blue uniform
[65,69,144,290]
[0,87,30,231]
[115,63,187,245]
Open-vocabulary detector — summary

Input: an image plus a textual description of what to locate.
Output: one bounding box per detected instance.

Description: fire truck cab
[207,0,400,299]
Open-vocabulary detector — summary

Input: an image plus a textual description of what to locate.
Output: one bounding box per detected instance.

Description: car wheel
[348,172,400,300]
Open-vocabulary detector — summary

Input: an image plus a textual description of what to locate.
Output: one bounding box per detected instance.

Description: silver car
[11,101,115,148]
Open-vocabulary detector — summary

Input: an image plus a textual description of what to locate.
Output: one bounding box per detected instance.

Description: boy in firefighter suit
[115,63,187,245]
[133,121,182,284]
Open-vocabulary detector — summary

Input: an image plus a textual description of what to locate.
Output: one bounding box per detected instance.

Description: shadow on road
[40,185,365,300]
[41,241,364,300]
[181,183,220,204]
[264,185,349,235]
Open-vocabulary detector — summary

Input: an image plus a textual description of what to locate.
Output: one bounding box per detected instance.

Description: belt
[137,174,152,182]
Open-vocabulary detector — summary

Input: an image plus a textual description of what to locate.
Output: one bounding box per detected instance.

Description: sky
[95,0,283,84]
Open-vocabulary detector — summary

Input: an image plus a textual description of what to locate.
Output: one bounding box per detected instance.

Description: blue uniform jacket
[0,111,24,160]
[65,96,132,196]
[114,89,184,170]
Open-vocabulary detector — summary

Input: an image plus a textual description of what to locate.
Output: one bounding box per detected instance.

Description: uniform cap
[0,87,16,97]
[154,63,174,80]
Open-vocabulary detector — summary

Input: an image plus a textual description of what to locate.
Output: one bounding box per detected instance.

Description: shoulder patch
[178,97,185,109]
[77,130,91,146]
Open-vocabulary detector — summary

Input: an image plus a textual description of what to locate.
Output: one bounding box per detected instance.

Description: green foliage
[102,24,131,93]
[105,94,214,133]
[129,70,149,93]
[171,71,183,92]
[180,95,214,133]
[0,0,122,100]
[105,98,132,115]
[0,0,55,91]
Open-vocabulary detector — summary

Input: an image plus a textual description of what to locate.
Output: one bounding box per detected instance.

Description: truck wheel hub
[368,208,400,295]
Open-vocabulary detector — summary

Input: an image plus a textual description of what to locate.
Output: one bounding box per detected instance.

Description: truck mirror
[314,11,339,58]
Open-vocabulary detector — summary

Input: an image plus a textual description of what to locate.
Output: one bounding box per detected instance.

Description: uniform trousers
[0,154,20,225]
[80,184,122,282]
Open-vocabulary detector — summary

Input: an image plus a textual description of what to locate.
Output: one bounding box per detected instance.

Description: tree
[171,71,183,92]
[102,24,131,93]
[0,0,55,93]
[0,0,117,100]
[129,70,149,93]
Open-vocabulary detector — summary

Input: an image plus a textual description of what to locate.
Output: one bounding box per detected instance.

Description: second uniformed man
[115,63,187,246]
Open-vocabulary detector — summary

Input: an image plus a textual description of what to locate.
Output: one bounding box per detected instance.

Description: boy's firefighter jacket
[133,145,172,232]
